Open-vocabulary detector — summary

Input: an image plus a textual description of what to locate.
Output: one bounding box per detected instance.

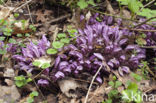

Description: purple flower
[38,79,49,87]
[13,35,50,72]
[50,14,146,82]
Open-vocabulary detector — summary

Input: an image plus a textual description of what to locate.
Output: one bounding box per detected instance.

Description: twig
[26,0,34,24]
[144,86,156,93]
[145,65,156,79]
[140,0,156,11]
[89,8,156,28]
[140,46,156,49]
[34,14,71,27]
[33,80,46,100]
[84,64,103,103]
[89,8,135,22]
[13,0,32,12]
[47,14,71,24]
[133,16,156,28]
[73,78,98,85]
[120,27,156,32]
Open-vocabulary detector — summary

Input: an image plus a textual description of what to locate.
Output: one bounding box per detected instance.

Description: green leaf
[32,61,41,67]
[117,0,129,5]
[0,49,6,54]
[0,36,5,41]
[9,38,16,44]
[26,78,32,83]
[127,82,138,91]
[25,33,30,37]
[122,90,142,103]
[27,97,34,103]
[108,90,119,98]
[52,41,64,49]
[15,75,27,87]
[87,0,96,6]
[3,32,11,36]
[108,81,114,87]
[29,25,36,31]
[47,48,57,54]
[137,8,156,21]
[115,81,122,88]
[41,63,50,69]
[15,81,24,87]
[77,0,88,9]
[128,0,142,13]
[111,90,119,95]
[14,13,19,18]
[105,99,112,103]
[30,91,39,97]
[67,29,78,34]
[113,76,117,81]
[17,33,23,37]
[57,33,66,38]
[60,38,70,44]
[131,73,142,82]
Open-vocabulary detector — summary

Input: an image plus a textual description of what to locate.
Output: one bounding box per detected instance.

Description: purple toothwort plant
[13,35,51,72]
[0,41,17,55]
[50,14,145,83]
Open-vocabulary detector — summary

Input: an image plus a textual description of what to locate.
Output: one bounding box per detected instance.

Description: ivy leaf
[115,81,122,88]
[137,8,156,21]
[26,78,32,83]
[27,97,34,103]
[3,32,11,36]
[17,33,23,37]
[60,38,70,44]
[0,49,6,54]
[57,33,66,38]
[9,38,16,44]
[47,48,57,54]
[41,63,50,69]
[30,91,39,97]
[117,0,129,5]
[128,0,142,13]
[0,36,5,41]
[105,99,112,103]
[32,61,41,67]
[14,13,19,18]
[131,73,142,82]
[52,41,64,49]
[127,82,138,92]
[77,0,88,9]
[87,0,96,6]
[108,81,114,87]
[15,75,27,87]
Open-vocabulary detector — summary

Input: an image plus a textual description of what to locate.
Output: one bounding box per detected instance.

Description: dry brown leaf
[36,10,47,22]
[58,78,81,98]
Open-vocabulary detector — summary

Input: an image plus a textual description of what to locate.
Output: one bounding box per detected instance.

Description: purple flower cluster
[135,19,156,46]
[13,35,50,72]
[50,14,145,83]
[0,41,16,54]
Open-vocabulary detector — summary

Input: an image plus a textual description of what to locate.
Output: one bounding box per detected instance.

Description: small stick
[133,16,156,28]
[140,46,156,49]
[120,27,156,32]
[34,14,71,27]
[140,0,156,11]
[26,0,34,24]
[84,64,103,103]
[47,14,71,24]
[144,86,156,93]
[13,0,32,12]
[89,8,156,28]
[33,80,46,100]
